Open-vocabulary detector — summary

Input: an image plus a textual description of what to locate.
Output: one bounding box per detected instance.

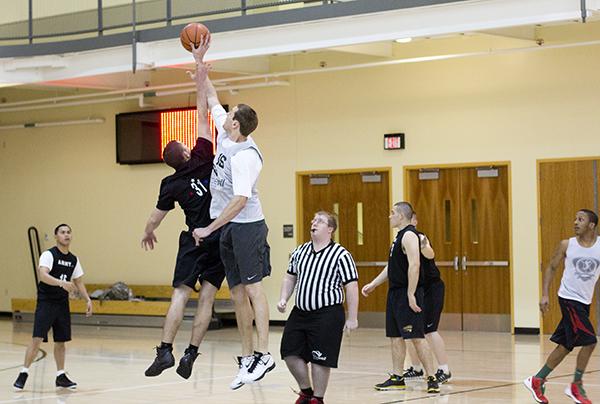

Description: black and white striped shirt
[287,241,358,311]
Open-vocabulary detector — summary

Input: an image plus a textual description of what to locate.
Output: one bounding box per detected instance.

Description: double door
[298,170,391,316]
[406,165,511,331]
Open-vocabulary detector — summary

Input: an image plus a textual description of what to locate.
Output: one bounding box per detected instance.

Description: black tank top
[388,225,425,289]
[37,247,78,301]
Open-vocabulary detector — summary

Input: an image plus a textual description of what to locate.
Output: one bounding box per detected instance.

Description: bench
[12,283,233,327]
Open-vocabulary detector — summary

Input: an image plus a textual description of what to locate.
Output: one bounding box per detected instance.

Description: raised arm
[540,239,568,313]
[206,76,220,110]
[190,35,211,142]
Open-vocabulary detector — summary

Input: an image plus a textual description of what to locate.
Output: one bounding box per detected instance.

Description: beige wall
[2,44,600,327]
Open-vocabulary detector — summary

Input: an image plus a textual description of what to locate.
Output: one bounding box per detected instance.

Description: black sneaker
[13,372,28,390]
[374,374,406,391]
[403,366,424,380]
[427,375,440,393]
[145,346,175,377]
[435,369,451,384]
[176,348,199,379]
[55,373,77,389]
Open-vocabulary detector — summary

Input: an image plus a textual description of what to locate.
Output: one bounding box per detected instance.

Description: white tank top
[209,135,264,223]
[558,236,600,305]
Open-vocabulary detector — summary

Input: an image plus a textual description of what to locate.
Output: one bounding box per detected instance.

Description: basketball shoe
[427,375,440,393]
[13,372,28,390]
[565,381,592,404]
[176,347,199,379]
[230,355,253,390]
[55,373,77,389]
[374,374,406,390]
[242,352,275,383]
[145,345,175,377]
[403,366,424,380]
[435,369,452,384]
[523,376,549,404]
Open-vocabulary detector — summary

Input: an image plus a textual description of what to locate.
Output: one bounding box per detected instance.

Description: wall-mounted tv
[115,107,220,165]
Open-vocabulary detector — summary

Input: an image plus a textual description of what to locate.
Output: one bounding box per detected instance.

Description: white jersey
[558,236,600,305]
[210,105,264,223]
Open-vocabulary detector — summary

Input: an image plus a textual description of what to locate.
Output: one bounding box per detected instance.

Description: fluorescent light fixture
[0,118,105,130]
[394,37,413,43]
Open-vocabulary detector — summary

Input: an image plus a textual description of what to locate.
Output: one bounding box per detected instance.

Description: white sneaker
[241,352,275,384]
[229,355,252,390]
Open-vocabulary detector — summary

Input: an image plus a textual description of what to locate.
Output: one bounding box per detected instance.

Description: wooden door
[539,160,598,334]
[459,167,511,331]
[407,169,463,329]
[406,164,511,331]
[300,171,391,313]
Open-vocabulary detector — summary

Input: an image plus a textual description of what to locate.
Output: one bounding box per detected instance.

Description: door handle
[462,255,467,271]
[453,255,459,272]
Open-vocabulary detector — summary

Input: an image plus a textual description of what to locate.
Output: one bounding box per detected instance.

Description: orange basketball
[180,23,210,52]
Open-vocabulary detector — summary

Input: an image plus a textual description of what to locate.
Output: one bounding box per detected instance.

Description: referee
[278,211,359,404]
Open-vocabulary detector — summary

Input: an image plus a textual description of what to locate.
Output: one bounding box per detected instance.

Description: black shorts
[174,229,225,290]
[386,287,425,339]
[32,299,71,342]
[424,280,445,334]
[550,297,597,351]
[281,304,345,368]
[220,220,271,288]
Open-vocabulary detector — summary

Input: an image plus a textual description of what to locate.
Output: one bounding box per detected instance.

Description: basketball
[180,22,210,52]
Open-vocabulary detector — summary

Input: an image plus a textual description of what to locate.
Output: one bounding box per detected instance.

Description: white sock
[414,365,423,372]
[21,367,29,374]
[56,370,65,376]
[438,364,449,373]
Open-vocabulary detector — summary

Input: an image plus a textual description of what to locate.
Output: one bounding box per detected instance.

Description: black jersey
[388,225,425,289]
[37,247,79,301]
[156,137,214,229]
[417,232,441,285]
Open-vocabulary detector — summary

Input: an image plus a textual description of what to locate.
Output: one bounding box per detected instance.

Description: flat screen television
[115,107,221,164]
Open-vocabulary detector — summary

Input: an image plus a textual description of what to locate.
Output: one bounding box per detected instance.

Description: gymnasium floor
[0,318,597,403]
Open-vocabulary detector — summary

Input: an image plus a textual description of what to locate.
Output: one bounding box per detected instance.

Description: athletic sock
[574,368,584,383]
[187,344,199,354]
[535,364,553,379]
[301,387,314,396]
[21,367,29,374]
[160,342,173,349]
[438,364,449,373]
[56,370,65,376]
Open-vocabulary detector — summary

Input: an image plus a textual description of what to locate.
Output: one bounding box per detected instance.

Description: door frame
[403,161,514,333]
[536,156,600,334]
[295,166,393,246]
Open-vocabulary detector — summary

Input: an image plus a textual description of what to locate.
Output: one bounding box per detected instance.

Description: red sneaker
[308,398,324,404]
[295,391,312,404]
[523,376,549,404]
[565,382,592,404]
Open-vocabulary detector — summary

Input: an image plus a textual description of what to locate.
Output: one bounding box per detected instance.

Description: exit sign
[384,133,405,150]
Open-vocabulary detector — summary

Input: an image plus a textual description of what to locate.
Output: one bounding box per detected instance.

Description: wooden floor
[0,318,598,403]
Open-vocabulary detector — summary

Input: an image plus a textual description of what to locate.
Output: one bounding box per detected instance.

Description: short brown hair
[234,104,258,136]
[316,211,338,232]
[163,141,186,169]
